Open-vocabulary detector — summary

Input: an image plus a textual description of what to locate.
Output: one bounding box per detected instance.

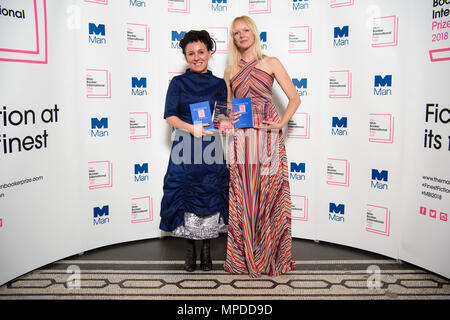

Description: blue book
[189,101,214,131]
[232,97,253,128]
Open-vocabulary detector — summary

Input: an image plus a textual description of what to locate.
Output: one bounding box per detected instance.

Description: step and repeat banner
[0,0,449,285]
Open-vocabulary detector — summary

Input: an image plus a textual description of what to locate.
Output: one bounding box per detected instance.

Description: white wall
[0,0,449,285]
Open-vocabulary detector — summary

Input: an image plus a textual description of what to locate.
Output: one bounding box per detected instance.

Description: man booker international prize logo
[366,204,390,236]
[0,0,48,64]
[369,113,394,144]
[288,26,312,53]
[249,0,271,14]
[86,69,111,98]
[329,70,352,99]
[327,158,350,187]
[130,112,151,139]
[291,195,308,221]
[168,0,190,13]
[287,112,310,139]
[131,196,153,224]
[127,23,150,52]
[88,160,113,189]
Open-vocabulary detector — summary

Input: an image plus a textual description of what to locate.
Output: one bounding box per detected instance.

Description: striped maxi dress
[224,59,295,278]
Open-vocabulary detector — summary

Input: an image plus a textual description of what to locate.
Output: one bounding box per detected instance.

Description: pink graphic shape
[371,15,399,48]
[86,69,112,98]
[330,0,354,8]
[127,23,150,52]
[84,0,108,4]
[130,112,151,139]
[208,27,228,54]
[429,47,450,62]
[168,71,183,82]
[369,113,395,144]
[291,195,308,221]
[430,209,437,219]
[288,26,312,53]
[329,70,352,98]
[419,206,427,215]
[88,161,113,189]
[168,0,190,13]
[249,0,271,14]
[0,0,48,64]
[366,204,391,237]
[287,112,310,139]
[326,158,350,187]
[131,196,153,223]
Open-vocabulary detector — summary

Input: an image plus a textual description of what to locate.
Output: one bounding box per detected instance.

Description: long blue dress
[159,69,229,237]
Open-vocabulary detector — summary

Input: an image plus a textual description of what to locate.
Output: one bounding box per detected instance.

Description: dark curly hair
[179,30,216,55]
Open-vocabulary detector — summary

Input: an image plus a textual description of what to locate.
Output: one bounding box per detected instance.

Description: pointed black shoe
[184,240,196,272]
[200,239,212,271]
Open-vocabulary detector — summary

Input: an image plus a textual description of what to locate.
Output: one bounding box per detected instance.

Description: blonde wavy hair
[228,16,264,79]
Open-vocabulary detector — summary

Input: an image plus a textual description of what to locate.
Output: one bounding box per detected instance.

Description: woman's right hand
[230,110,242,126]
[189,123,213,138]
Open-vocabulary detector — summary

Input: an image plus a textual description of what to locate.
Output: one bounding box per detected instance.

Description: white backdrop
[0,0,449,285]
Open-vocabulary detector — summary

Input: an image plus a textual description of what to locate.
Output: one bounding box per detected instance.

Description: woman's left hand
[256,120,283,130]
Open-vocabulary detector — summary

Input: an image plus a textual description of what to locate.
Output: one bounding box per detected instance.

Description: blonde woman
[223,16,300,277]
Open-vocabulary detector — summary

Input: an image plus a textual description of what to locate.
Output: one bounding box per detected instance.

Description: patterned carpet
[1,258,449,300]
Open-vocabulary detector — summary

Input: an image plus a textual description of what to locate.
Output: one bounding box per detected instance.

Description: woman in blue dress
[160,30,229,272]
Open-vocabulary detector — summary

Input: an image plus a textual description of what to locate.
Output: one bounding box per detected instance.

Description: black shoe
[200,240,212,271]
[184,240,196,272]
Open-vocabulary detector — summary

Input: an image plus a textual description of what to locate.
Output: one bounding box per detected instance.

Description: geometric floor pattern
[1,259,449,300]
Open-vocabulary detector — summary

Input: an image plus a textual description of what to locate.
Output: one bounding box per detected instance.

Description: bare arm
[223,66,241,131]
[224,65,233,106]
[259,57,301,129]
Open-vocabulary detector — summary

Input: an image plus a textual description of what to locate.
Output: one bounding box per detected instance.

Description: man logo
[260,32,267,50]
[293,0,309,10]
[329,203,345,222]
[290,162,305,180]
[131,77,148,96]
[88,23,106,44]
[134,163,149,182]
[292,78,307,88]
[91,118,108,137]
[292,78,308,96]
[171,31,186,48]
[130,0,147,7]
[89,23,105,35]
[333,26,349,46]
[211,0,227,11]
[371,169,388,190]
[374,75,392,95]
[93,205,110,225]
[331,117,348,136]
[91,118,108,129]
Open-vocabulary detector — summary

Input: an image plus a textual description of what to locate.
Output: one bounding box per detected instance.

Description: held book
[232,97,253,128]
[189,101,214,131]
